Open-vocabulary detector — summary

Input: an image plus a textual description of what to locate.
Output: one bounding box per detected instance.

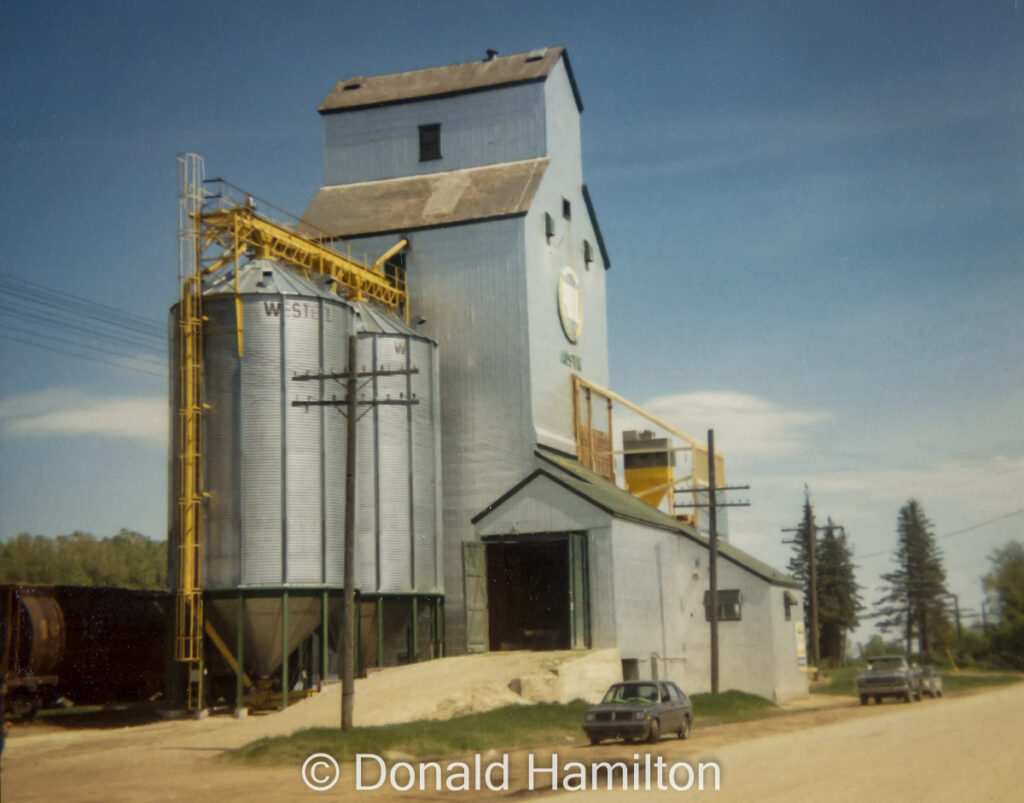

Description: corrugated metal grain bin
[351,303,442,594]
[169,258,442,679]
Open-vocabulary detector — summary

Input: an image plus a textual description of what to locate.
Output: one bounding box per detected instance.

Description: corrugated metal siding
[350,331,441,594]
[348,221,533,647]
[377,335,413,592]
[411,339,439,591]
[239,295,284,585]
[354,335,379,589]
[203,302,240,588]
[322,82,545,185]
[526,59,610,454]
[324,60,599,650]
[284,298,325,584]
[322,307,349,586]
[198,267,358,590]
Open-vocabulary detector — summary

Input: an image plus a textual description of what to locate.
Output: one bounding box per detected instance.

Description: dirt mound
[262,648,621,736]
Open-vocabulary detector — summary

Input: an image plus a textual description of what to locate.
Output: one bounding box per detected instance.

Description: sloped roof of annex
[472,445,801,589]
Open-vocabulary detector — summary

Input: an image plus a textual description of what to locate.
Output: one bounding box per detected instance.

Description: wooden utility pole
[673,430,749,695]
[707,429,719,694]
[781,505,843,670]
[289,337,420,729]
[807,507,819,669]
[341,334,358,730]
[947,592,962,651]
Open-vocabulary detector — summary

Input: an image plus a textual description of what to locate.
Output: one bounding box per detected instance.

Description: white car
[918,666,944,698]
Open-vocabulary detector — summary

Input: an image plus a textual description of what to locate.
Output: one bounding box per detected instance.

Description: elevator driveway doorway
[482,532,589,652]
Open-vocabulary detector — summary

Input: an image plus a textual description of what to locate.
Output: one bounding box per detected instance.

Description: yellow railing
[570,374,725,528]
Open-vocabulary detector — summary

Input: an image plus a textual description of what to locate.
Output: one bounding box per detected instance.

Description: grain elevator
[171,47,809,711]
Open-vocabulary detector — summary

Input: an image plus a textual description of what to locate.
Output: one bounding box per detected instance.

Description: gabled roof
[319,47,582,114]
[299,158,548,239]
[473,446,800,589]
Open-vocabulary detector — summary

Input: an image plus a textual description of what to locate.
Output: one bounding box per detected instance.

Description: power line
[855,507,1024,560]
[936,507,1024,540]
[0,273,165,337]
[3,309,164,352]
[0,331,167,379]
[0,319,165,365]
[1,288,165,344]
[0,270,168,379]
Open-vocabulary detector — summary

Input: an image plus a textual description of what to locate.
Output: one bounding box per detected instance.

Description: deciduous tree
[984,541,1024,669]
[0,530,166,589]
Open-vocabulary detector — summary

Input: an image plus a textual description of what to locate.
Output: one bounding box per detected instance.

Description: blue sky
[1,0,1021,643]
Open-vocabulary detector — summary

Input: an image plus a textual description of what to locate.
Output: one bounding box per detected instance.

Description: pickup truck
[856,655,921,704]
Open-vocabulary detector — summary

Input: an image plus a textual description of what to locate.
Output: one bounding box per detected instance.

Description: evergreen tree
[874,500,948,654]
[784,492,862,666]
[785,488,819,664]
[984,541,1024,669]
[786,490,814,590]
[816,519,862,663]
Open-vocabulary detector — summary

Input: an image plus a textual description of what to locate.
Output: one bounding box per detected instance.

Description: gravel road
[2,673,1020,802]
[541,681,1024,801]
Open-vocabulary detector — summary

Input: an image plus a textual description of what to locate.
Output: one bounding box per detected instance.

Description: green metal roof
[521,447,800,589]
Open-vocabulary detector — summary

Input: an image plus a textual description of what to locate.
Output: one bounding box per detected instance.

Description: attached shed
[472,447,808,702]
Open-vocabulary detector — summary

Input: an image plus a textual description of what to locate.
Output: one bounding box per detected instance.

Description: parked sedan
[918,666,944,698]
[583,681,693,745]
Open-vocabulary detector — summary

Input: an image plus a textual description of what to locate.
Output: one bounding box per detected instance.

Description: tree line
[786,492,1024,670]
[0,530,167,590]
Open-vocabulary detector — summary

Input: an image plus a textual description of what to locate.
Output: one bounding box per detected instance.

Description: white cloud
[607,387,1024,619]
[617,390,830,461]
[0,388,167,447]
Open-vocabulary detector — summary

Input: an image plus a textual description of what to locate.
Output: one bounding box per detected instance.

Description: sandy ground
[2,655,1019,802]
[1,649,619,801]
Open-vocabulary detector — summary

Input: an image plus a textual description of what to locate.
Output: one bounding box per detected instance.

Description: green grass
[230,701,589,765]
[231,691,781,766]
[810,665,860,696]
[690,690,777,723]
[939,672,1022,693]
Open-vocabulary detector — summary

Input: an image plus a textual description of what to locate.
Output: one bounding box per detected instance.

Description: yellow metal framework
[197,195,407,318]
[173,155,409,709]
[570,374,725,528]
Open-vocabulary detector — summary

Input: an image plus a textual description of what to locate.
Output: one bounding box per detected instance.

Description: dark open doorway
[483,533,589,652]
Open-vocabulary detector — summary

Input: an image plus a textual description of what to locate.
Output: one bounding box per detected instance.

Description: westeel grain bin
[198,259,356,675]
[170,258,442,681]
[349,302,442,595]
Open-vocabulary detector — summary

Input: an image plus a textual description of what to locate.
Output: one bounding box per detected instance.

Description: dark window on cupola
[419,123,441,161]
